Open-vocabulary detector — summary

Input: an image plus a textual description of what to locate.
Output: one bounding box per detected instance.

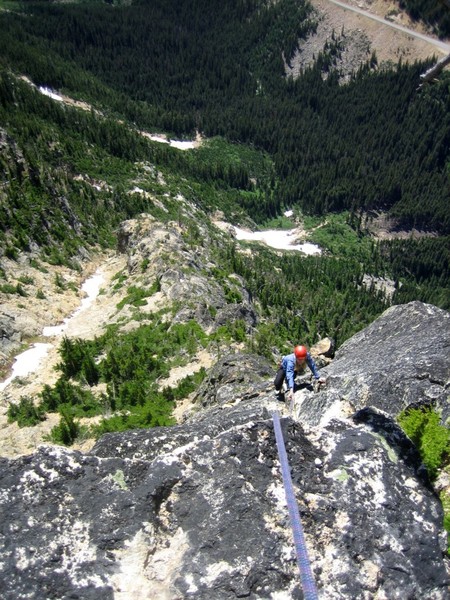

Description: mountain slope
[0,0,449,445]
[299,0,450,83]
[0,301,448,599]
[0,2,449,592]
[1,0,449,232]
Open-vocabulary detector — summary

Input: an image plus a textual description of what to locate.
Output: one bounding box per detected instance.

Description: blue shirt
[281,352,320,389]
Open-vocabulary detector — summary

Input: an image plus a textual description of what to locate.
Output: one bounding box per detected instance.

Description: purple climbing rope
[272,410,318,600]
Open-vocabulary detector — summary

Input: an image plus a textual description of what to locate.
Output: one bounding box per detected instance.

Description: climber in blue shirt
[274,344,325,401]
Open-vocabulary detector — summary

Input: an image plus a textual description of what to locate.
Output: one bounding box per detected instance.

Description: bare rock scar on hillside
[286,0,449,83]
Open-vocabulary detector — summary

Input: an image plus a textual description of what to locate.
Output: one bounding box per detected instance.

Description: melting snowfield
[143,133,199,150]
[0,270,105,391]
[42,272,104,337]
[0,344,53,392]
[233,226,321,254]
[37,86,200,151]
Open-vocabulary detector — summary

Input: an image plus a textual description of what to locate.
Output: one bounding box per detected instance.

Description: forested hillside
[399,0,450,37]
[1,0,449,232]
[0,0,449,354]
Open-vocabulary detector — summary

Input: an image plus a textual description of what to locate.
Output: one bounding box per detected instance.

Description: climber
[274,344,325,401]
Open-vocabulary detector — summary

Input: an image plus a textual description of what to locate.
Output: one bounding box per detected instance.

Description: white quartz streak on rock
[111,528,189,599]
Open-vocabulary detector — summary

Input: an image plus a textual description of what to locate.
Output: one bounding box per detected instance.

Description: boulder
[212,303,258,332]
[0,310,42,366]
[310,336,335,359]
[191,352,274,410]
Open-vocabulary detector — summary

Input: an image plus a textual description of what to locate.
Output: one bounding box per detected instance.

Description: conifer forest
[0,0,449,437]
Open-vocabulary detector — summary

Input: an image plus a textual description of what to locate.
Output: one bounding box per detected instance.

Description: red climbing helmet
[294,345,308,360]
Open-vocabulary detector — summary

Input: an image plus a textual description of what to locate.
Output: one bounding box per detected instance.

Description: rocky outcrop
[213,303,258,333]
[297,301,450,427]
[0,301,449,599]
[0,312,22,358]
[116,216,257,333]
[189,352,273,412]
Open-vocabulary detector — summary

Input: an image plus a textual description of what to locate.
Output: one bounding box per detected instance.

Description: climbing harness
[272,411,318,600]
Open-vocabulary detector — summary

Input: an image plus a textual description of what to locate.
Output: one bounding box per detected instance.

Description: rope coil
[272,410,318,600]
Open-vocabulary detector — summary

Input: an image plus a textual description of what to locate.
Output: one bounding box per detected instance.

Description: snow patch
[140,132,200,150]
[0,271,104,390]
[43,270,104,337]
[170,139,196,150]
[0,343,53,391]
[233,226,321,254]
[38,86,63,101]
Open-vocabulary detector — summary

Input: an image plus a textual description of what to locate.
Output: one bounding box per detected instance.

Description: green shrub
[398,406,450,480]
[251,322,282,361]
[0,282,28,296]
[212,319,247,344]
[29,259,47,272]
[223,284,243,304]
[44,319,207,436]
[116,285,154,309]
[46,247,66,266]
[228,319,247,343]
[106,378,151,408]
[18,275,34,285]
[398,408,450,557]
[442,490,450,555]
[169,320,207,356]
[5,246,18,260]
[15,283,27,297]
[7,396,46,428]
[54,272,66,289]
[182,222,202,247]
[92,394,175,438]
[57,337,100,384]
[81,354,100,386]
[45,408,85,446]
[112,272,128,290]
[0,283,17,294]
[148,276,161,294]
[40,379,102,417]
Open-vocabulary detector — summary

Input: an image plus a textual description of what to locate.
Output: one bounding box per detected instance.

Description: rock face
[297,301,450,427]
[0,301,449,599]
[116,216,256,333]
[190,352,273,412]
